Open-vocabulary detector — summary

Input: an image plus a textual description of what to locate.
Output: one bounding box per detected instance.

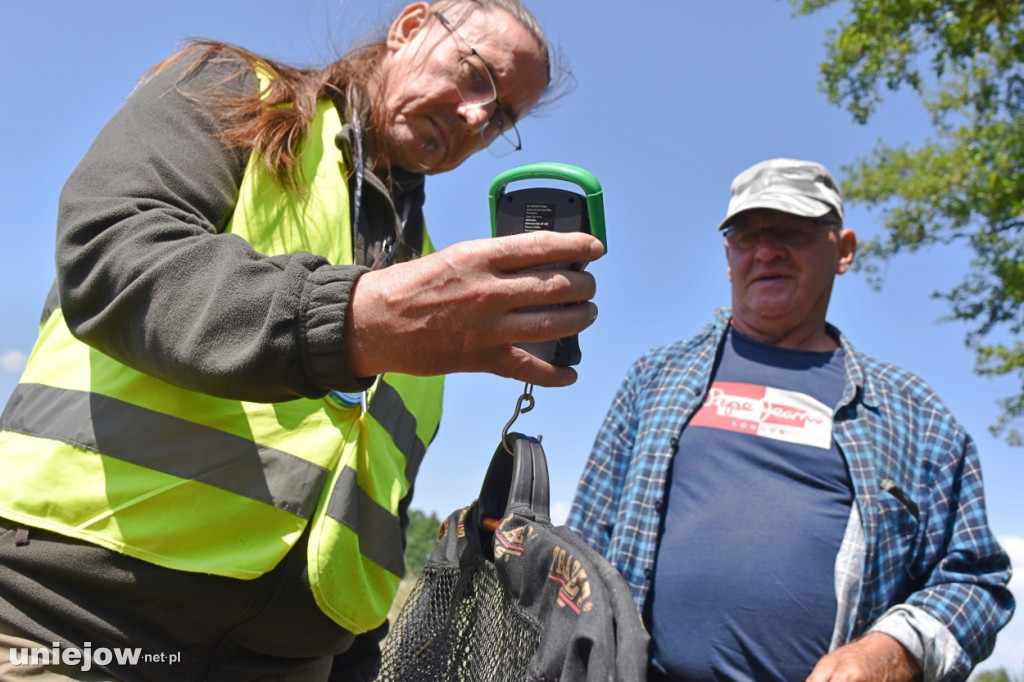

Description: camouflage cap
[718,158,843,230]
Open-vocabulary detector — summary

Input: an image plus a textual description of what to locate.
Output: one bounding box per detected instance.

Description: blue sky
[2,0,1021,673]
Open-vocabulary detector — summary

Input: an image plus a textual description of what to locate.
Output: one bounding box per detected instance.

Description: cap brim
[718,194,835,230]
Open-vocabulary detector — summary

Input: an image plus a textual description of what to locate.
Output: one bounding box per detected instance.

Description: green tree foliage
[404,509,442,575]
[791,0,1024,444]
[971,668,1023,682]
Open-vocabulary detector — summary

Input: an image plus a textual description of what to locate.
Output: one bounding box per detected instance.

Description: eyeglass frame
[722,217,843,251]
[433,11,523,156]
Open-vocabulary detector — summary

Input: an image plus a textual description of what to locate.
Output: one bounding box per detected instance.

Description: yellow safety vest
[0,95,444,634]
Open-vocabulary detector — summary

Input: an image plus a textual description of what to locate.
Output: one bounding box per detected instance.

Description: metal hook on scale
[501,383,536,455]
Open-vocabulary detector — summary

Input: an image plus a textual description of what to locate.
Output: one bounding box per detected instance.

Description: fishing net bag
[373,432,649,682]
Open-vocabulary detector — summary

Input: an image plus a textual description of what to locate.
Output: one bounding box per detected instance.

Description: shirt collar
[712,308,877,410]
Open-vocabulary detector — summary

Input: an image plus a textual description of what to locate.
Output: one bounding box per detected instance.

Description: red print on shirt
[690,381,833,449]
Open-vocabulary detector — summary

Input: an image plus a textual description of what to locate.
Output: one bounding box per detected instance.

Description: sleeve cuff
[302,264,375,393]
[868,604,970,682]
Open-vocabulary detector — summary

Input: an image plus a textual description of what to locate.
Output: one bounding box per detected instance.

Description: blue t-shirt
[648,328,853,681]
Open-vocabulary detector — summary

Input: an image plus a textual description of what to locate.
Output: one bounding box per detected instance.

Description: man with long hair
[0,2,602,679]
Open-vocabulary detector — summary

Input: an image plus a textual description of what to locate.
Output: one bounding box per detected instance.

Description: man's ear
[835,227,857,275]
[387,2,432,51]
[724,238,733,282]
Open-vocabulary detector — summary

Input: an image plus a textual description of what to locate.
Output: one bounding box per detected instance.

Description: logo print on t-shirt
[690,381,833,449]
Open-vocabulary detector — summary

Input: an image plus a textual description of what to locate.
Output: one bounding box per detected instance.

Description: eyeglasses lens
[726,223,824,250]
[454,56,496,105]
[443,20,522,157]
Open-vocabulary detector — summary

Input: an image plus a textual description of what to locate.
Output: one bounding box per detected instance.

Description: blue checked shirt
[568,309,1014,682]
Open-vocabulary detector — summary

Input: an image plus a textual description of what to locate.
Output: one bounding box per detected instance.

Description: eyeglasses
[434,11,522,157]
[723,218,841,251]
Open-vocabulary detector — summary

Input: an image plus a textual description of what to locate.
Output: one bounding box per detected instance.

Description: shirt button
[654,499,663,511]
[644,567,654,580]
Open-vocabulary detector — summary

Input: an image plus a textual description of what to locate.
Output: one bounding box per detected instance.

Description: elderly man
[0,2,601,679]
[568,158,1014,681]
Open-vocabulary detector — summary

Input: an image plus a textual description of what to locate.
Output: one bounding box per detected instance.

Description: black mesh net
[375,556,543,681]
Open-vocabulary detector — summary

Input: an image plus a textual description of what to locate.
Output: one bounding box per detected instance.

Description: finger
[500,269,598,311]
[804,655,837,682]
[507,302,599,344]
[482,232,605,273]
[492,345,580,388]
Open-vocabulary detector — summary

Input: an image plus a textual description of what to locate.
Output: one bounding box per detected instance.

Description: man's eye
[491,110,510,132]
[458,57,493,98]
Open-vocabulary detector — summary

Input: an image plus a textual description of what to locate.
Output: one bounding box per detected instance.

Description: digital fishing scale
[488,162,606,367]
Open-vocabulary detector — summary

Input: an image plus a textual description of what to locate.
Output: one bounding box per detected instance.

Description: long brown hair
[142,0,568,190]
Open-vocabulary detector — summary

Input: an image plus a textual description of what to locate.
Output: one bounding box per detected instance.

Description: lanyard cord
[331,115,414,411]
[350,115,366,266]
[350,115,414,273]
[371,199,412,271]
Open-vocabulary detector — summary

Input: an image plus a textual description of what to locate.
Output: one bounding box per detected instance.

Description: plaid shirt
[568,309,1014,681]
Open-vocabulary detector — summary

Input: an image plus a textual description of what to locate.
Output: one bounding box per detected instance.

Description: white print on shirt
[690,381,833,449]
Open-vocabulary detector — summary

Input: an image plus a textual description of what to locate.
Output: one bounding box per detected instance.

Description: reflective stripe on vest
[0,92,443,634]
[2,381,327,517]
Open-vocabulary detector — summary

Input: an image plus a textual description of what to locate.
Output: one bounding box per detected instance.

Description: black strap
[478,432,551,530]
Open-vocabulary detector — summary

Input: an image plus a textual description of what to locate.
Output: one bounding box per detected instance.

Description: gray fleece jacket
[52,48,424,403]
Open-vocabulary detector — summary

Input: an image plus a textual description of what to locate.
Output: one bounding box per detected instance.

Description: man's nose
[752,229,787,258]
[458,100,496,133]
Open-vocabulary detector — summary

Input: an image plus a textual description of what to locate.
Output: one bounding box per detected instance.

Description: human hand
[347,231,604,387]
[805,632,922,682]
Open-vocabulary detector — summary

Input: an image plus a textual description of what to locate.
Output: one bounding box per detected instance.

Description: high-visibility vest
[0,94,444,634]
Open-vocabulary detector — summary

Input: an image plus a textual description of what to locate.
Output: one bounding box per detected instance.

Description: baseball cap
[718,158,843,230]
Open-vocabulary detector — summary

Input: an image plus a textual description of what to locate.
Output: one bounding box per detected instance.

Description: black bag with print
[373,432,649,682]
